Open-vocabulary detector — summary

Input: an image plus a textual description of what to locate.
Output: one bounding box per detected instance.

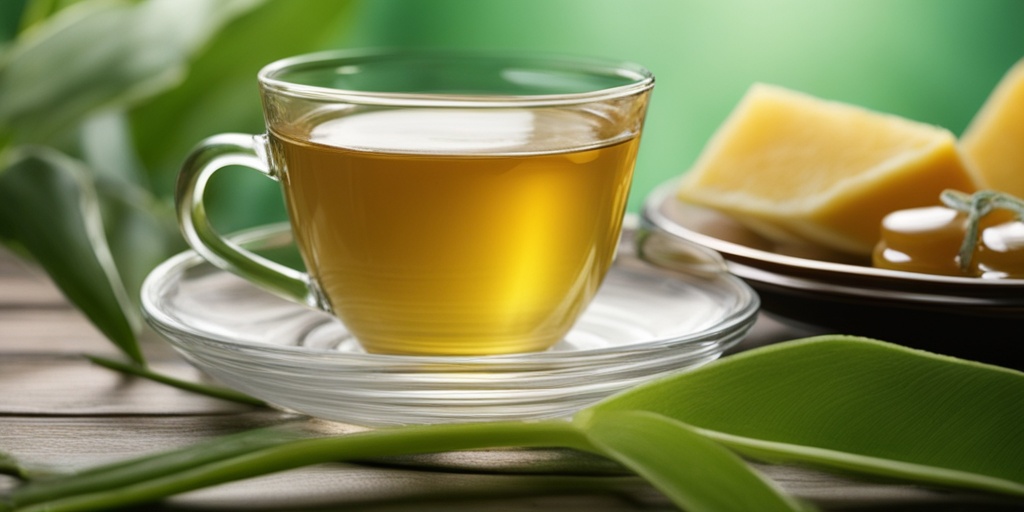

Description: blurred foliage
[0,0,1022,362]
[0,0,353,362]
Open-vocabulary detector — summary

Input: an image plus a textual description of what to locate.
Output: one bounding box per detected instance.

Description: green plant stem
[8,420,591,512]
[85,354,266,407]
[0,452,27,480]
[9,426,306,505]
[940,189,1024,271]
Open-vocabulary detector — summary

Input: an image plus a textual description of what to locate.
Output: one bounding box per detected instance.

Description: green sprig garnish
[939,189,1024,273]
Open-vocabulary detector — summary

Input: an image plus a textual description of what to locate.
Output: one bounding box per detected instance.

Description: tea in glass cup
[177,50,654,356]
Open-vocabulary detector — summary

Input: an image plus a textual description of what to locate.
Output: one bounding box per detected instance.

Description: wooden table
[2,246,1022,511]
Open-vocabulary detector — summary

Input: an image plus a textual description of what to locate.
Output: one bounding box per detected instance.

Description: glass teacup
[176,49,654,356]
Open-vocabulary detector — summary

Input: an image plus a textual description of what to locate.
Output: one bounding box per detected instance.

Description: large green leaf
[591,335,1024,497]
[0,0,263,144]
[0,147,141,363]
[578,410,812,512]
[3,336,1023,512]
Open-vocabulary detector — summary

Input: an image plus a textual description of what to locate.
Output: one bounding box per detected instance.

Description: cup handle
[175,133,318,308]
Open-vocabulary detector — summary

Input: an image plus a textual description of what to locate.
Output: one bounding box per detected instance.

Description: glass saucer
[141,220,758,426]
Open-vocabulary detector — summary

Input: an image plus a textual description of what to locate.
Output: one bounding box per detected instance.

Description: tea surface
[273,108,639,355]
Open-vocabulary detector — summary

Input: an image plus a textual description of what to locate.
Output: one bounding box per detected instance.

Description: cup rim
[257,48,655,107]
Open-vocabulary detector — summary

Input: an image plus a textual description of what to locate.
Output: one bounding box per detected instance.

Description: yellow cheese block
[676,83,981,257]
[961,57,1024,199]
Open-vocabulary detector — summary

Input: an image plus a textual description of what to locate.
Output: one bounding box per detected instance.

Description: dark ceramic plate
[640,179,1024,369]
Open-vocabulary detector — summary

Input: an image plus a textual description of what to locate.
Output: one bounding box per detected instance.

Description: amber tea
[177,50,653,357]
[272,108,639,355]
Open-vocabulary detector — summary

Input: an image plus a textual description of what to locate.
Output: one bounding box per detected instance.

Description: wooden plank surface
[2,247,1022,511]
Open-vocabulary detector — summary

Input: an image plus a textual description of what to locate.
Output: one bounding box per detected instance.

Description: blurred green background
[7,0,1023,215]
[338,0,1024,212]
[1,0,1022,358]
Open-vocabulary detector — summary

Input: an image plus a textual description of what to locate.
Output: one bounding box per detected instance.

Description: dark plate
[640,179,1024,369]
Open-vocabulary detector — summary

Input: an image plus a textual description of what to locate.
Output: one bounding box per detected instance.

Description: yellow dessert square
[961,57,1024,199]
[677,83,981,257]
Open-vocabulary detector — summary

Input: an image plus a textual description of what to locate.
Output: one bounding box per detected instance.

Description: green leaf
[80,109,184,298]
[0,451,25,479]
[131,0,355,178]
[94,186,181,306]
[0,1,26,42]
[0,0,266,361]
[6,336,1024,511]
[578,410,812,512]
[0,0,264,144]
[8,425,309,508]
[129,0,356,229]
[6,420,585,511]
[16,0,91,34]
[0,147,141,363]
[591,335,1024,497]
[0,450,68,481]
[79,108,147,186]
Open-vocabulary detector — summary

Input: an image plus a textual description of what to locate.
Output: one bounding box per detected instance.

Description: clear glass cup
[176,49,654,356]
